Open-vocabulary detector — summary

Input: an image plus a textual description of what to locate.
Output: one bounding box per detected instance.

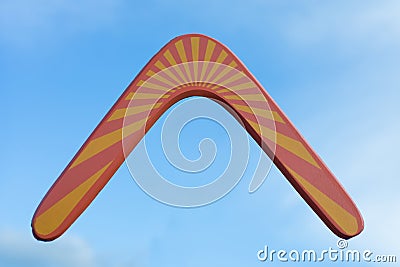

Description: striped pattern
[32,34,363,241]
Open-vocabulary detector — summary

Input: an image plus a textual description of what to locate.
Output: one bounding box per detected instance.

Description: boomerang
[32,34,363,241]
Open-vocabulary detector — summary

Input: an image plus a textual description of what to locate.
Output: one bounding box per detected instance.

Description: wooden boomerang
[32,34,363,241]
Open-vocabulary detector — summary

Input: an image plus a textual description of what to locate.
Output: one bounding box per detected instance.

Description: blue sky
[1,0,400,266]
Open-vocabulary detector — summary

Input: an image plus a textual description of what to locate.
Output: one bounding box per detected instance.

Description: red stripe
[183,37,193,62]
[210,44,222,62]
[198,36,208,61]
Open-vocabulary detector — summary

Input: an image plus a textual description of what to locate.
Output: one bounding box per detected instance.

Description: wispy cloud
[0,228,96,267]
[282,1,400,48]
[0,0,121,46]
[264,2,400,259]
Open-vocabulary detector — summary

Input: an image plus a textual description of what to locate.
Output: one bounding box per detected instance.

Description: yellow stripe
[164,50,187,83]
[34,162,112,236]
[199,62,209,83]
[216,50,228,63]
[150,72,177,88]
[224,93,266,102]
[205,50,228,84]
[138,81,169,91]
[191,37,199,61]
[175,40,192,81]
[70,118,147,168]
[205,63,222,85]
[125,92,134,100]
[108,103,161,121]
[199,40,215,83]
[216,89,229,93]
[191,37,200,81]
[146,70,156,77]
[175,40,188,62]
[126,93,170,100]
[232,103,285,123]
[211,71,245,90]
[204,40,216,61]
[123,117,147,136]
[229,60,238,68]
[248,120,276,142]
[155,60,181,85]
[275,132,319,168]
[210,84,223,91]
[284,164,359,236]
[208,64,234,86]
[164,50,177,65]
[247,120,319,168]
[154,60,166,70]
[228,81,256,91]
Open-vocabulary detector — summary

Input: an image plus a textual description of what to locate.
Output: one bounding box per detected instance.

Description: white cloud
[0,228,96,267]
